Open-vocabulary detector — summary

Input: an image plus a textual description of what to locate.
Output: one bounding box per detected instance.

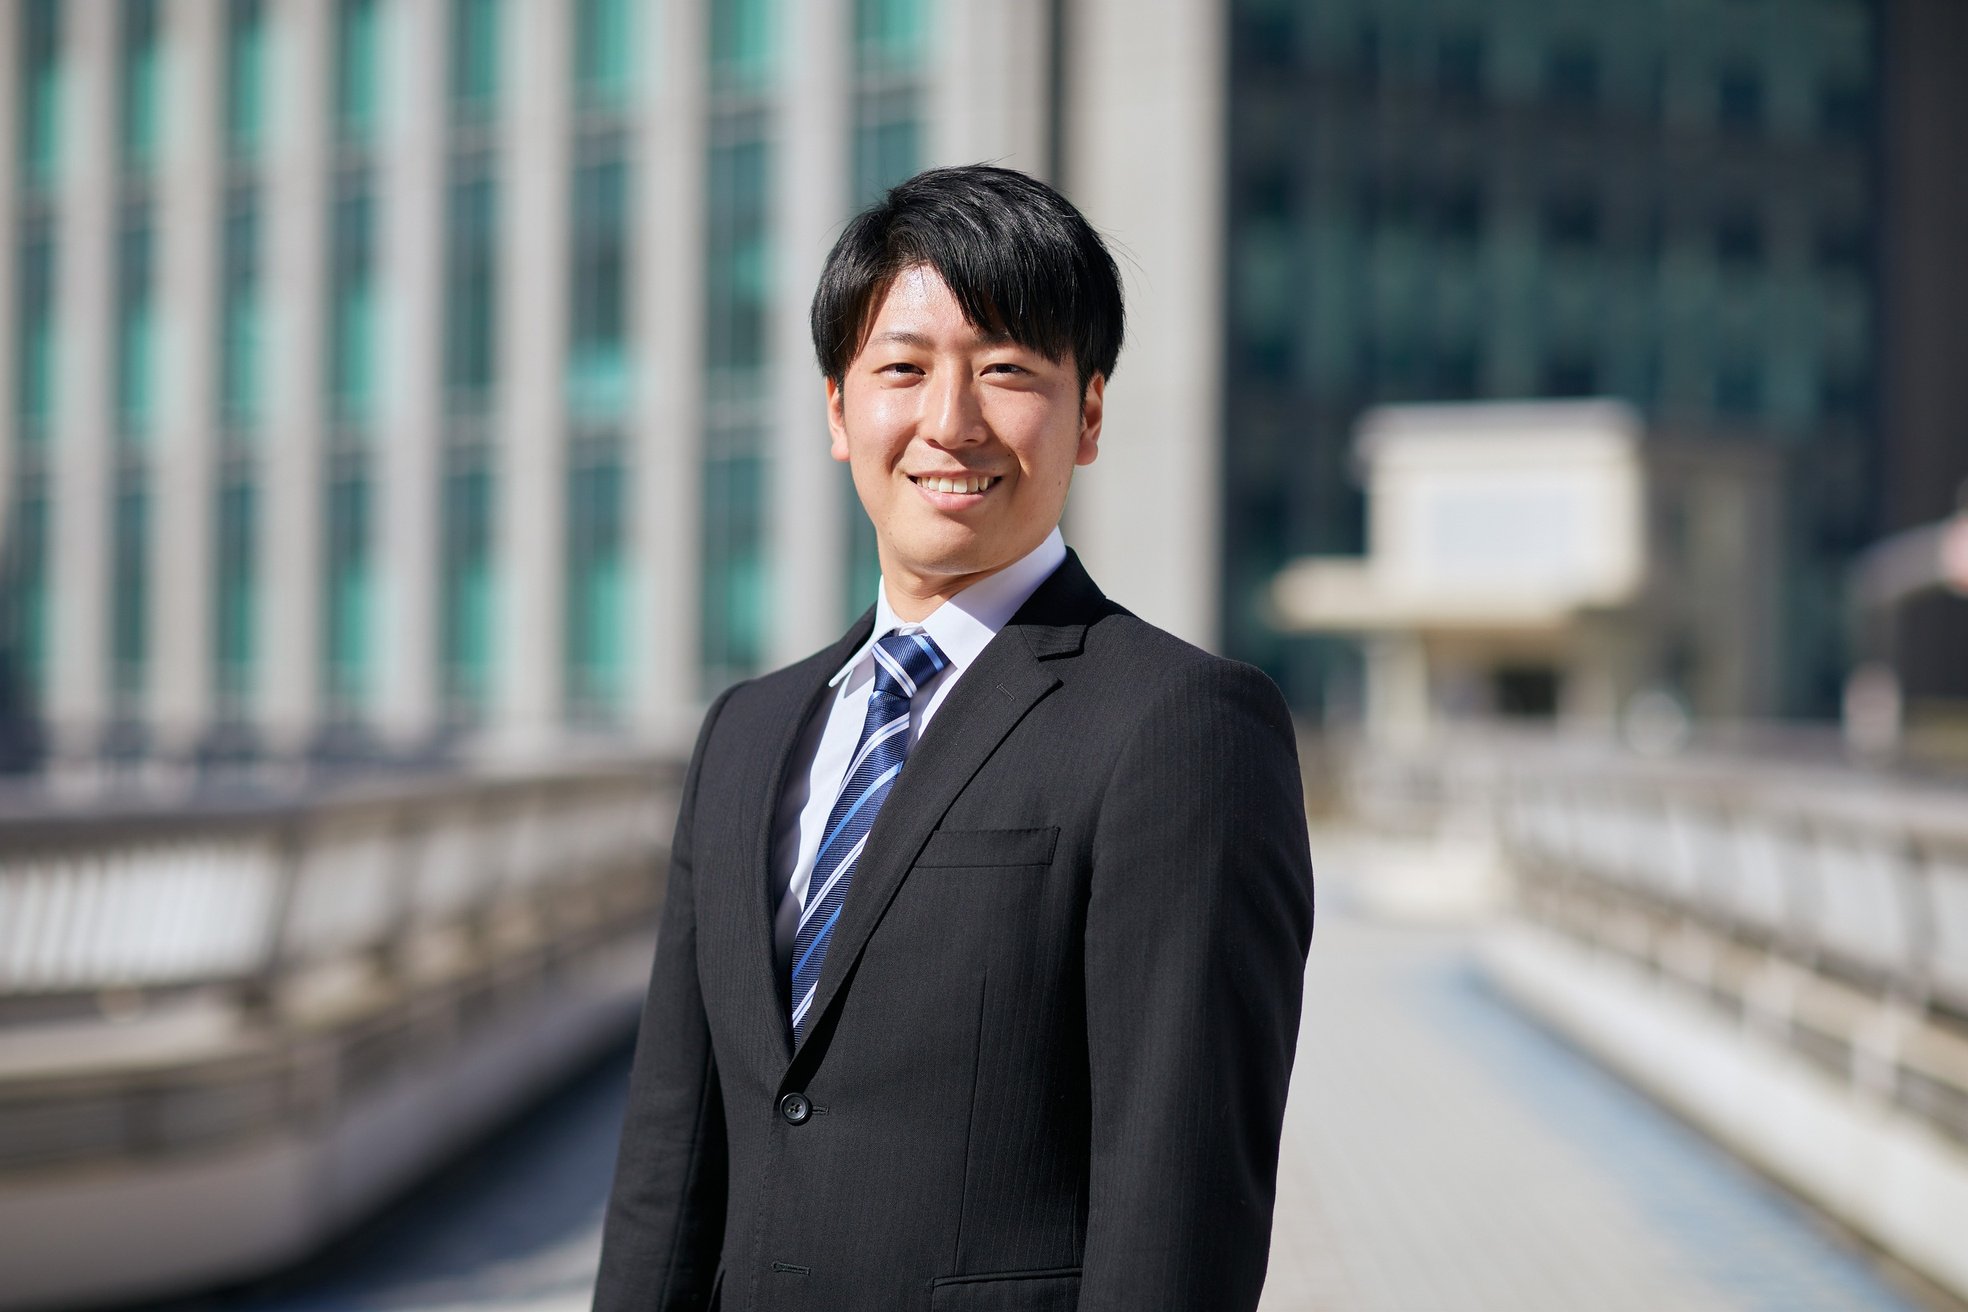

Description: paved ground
[154,883,1933,1311]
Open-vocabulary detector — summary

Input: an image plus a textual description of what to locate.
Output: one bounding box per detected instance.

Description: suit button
[779,1092,811,1125]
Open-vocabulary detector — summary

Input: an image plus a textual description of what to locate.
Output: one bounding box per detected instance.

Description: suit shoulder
[1082,608,1288,709]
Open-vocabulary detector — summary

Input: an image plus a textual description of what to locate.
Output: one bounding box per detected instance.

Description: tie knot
[871,630,948,700]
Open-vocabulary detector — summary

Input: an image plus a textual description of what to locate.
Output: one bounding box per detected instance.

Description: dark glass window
[222,193,262,427]
[1438,181,1483,244]
[1717,63,1763,132]
[214,470,256,703]
[450,0,499,119]
[323,455,372,711]
[335,0,380,144]
[442,448,494,717]
[1814,218,1869,275]
[1437,30,1485,100]
[116,212,154,440]
[16,226,56,440]
[1540,353,1598,397]
[19,0,61,189]
[1542,192,1600,250]
[120,0,162,172]
[226,0,265,157]
[568,150,630,418]
[329,182,376,423]
[565,437,626,719]
[1817,80,1870,142]
[575,0,633,107]
[1716,210,1763,269]
[1715,355,1763,416]
[446,168,498,407]
[112,469,149,702]
[1545,42,1599,108]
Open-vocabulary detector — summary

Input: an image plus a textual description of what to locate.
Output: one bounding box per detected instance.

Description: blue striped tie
[789,630,948,1042]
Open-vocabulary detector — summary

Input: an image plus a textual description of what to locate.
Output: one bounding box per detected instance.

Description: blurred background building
[0,0,1962,781]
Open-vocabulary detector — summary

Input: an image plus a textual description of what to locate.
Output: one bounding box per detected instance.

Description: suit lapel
[791,552,1107,1061]
[737,609,874,1068]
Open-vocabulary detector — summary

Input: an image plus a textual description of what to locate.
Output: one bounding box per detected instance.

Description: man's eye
[880,361,923,376]
[984,362,1027,375]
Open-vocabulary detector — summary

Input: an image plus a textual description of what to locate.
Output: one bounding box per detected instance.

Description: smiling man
[592,165,1315,1312]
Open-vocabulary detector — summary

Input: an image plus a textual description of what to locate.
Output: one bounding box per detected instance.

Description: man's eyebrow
[867,329,933,348]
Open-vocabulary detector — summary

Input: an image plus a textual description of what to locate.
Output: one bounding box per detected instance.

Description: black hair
[810,164,1125,393]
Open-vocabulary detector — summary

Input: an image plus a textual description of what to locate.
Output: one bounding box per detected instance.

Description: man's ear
[826,376,850,462]
[1075,372,1105,467]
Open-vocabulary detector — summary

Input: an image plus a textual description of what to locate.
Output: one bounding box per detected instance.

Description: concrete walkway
[155,900,1933,1311]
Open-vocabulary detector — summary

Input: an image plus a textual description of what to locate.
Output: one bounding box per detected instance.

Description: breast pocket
[914,826,1059,870]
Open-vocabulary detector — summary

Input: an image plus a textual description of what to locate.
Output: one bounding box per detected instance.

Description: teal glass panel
[855,0,927,73]
[225,0,265,157]
[444,171,497,407]
[16,230,55,441]
[335,0,381,144]
[701,453,767,685]
[120,0,162,172]
[565,446,626,715]
[112,473,149,700]
[710,0,775,89]
[222,196,262,427]
[330,186,376,424]
[215,474,256,701]
[19,0,60,189]
[575,0,633,106]
[116,217,155,441]
[568,156,630,418]
[853,112,918,208]
[442,456,494,715]
[705,137,770,377]
[3,483,50,709]
[450,0,499,118]
[324,466,372,708]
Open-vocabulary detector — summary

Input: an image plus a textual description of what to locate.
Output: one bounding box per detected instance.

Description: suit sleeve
[1079,659,1316,1312]
[592,688,737,1312]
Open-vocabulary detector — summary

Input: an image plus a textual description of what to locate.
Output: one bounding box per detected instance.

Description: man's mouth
[909,474,1000,494]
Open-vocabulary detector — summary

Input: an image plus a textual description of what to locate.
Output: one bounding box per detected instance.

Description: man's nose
[919,369,987,447]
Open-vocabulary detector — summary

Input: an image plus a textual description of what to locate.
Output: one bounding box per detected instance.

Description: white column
[47,0,118,780]
[629,0,709,750]
[375,0,446,751]
[151,0,226,769]
[492,0,572,762]
[1061,0,1223,649]
[926,0,1051,175]
[765,0,851,669]
[260,0,333,762]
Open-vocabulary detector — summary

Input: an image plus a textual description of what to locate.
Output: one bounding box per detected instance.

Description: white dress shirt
[769,528,1068,975]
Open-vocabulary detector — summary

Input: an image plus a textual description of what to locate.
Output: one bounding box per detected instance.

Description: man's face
[827,264,1103,611]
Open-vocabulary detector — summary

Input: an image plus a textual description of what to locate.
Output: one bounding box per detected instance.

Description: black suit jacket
[593,552,1314,1312]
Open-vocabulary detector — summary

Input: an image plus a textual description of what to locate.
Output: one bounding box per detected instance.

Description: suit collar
[787,549,1113,1066]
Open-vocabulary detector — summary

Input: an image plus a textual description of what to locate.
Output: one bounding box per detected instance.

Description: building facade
[1221,0,1883,716]
[0,0,1224,782]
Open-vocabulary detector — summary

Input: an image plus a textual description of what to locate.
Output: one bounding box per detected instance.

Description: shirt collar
[828,528,1068,689]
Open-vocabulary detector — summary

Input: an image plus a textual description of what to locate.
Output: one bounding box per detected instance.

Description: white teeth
[919,476,995,494]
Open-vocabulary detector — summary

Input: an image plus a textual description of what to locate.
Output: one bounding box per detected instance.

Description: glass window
[568,152,630,418]
[215,470,256,703]
[112,470,149,702]
[1814,217,1869,275]
[120,0,162,172]
[323,458,372,710]
[116,213,155,441]
[16,227,56,441]
[1541,192,1600,251]
[1540,353,1598,397]
[442,449,494,717]
[19,0,61,189]
[451,0,499,117]
[1716,209,1763,269]
[330,183,376,424]
[1715,355,1762,416]
[853,112,919,209]
[222,193,262,427]
[705,136,770,380]
[1817,80,1870,142]
[3,480,51,711]
[855,0,927,73]
[1545,42,1598,108]
[575,0,633,106]
[445,168,498,408]
[335,0,381,144]
[226,0,265,157]
[565,441,626,718]
[1436,29,1484,100]
[711,0,775,89]
[702,452,767,686]
[1718,63,1762,132]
